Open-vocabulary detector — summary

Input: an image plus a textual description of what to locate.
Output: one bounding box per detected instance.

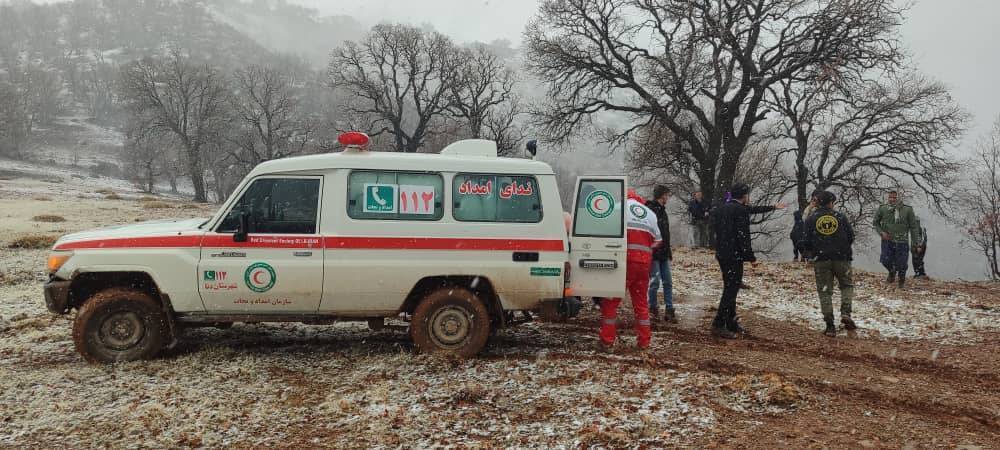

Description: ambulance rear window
[453,174,541,223]
[347,170,444,221]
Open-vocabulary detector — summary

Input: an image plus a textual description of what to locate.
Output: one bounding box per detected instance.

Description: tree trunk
[186,144,208,203]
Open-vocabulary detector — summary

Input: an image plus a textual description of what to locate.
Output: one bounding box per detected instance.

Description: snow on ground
[672,250,1000,344]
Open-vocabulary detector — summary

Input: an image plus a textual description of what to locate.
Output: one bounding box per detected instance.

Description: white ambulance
[44,133,629,363]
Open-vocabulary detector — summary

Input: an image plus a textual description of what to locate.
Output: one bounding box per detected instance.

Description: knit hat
[730,183,750,199]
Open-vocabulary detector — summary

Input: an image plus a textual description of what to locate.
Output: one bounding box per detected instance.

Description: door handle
[512,252,539,262]
[605,244,623,249]
[293,251,313,257]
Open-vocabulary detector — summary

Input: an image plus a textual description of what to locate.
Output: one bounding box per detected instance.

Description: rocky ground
[1,162,998,448]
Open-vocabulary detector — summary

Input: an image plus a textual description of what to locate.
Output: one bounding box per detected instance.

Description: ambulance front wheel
[410,287,491,357]
[72,288,168,364]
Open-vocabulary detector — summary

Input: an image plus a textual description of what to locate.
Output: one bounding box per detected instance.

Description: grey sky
[300,0,999,148]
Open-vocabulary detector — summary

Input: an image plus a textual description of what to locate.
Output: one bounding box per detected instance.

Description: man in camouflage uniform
[873,190,922,288]
[803,191,856,337]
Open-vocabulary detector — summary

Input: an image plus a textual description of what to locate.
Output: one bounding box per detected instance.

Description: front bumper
[43,277,72,314]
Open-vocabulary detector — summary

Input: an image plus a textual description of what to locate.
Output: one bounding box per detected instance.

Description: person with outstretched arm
[710,184,787,339]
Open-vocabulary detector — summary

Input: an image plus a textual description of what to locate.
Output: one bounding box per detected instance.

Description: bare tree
[121,115,168,194]
[525,0,902,203]
[119,51,229,202]
[448,44,519,140]
[230,64,310,168]
[628,121,787,250]
[328,23,462,153]
[768,71,967,220]
[953,118,1000,280]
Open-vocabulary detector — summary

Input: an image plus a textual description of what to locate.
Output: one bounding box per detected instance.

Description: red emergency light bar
[338,131,370,149]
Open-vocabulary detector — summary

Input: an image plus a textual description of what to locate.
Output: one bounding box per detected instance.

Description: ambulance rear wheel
[410,287,491,357]
[72,288,168,364]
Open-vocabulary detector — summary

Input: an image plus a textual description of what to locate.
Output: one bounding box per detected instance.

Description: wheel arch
[68,269,169,311]
[400,275,504,327]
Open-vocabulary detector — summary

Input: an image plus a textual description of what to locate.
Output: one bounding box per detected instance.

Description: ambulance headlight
[47,251,73,274]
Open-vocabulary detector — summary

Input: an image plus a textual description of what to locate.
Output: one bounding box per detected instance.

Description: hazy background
[290,0,998,279]
[17,0,998,279]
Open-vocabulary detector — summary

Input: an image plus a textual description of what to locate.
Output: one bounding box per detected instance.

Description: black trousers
[712,258,744,329]
[912,246,927,276]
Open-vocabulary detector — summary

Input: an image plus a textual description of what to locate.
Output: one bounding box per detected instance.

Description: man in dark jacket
[790,210,806,261]
[802,191,856,337]
[711,184,787,338]
[688,191,712,248]
[645,185,675,323]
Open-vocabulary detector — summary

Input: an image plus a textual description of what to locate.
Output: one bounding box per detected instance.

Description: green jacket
[873,203,921,244]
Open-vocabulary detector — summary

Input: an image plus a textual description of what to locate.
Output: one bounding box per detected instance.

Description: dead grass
[138,196,159,202]
[8,234,57,249]
[142,201,173,209]
[32,196,52,201]
[104,192,121,200]
[31,215,66,223]
[94,188,114,195]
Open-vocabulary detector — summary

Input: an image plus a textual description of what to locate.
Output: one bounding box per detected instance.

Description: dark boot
[729,320,748,335]
[823,321,837,337]
[841,315,857,331]
[897,275,905,289]
[664,308,678,324]
[711,326,737,339]
[886,273,896,284]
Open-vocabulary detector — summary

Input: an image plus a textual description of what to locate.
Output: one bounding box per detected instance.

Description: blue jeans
[880,241,909,277]
[648,259,673,311]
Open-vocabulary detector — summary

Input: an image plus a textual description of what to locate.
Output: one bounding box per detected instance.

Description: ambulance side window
[217,178,321,234]
[453,174,542,223]
[346,170,444,221]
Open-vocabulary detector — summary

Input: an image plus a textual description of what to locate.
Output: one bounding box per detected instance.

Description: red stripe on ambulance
[55,235,565,252]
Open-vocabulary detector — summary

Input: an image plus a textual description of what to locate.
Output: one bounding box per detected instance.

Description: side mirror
[526,139,537,159]
[233,211,249,243]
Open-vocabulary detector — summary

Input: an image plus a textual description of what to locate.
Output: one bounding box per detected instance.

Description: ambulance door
[567,176,627,298]
[199,176,325,313]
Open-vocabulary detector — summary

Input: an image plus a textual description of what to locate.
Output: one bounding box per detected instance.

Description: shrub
[32,215,66,223]
[32,196,52,201]
[8,234,58,249]
[94,188,114,195]
[105,192,121,200]
[142,201,173,209]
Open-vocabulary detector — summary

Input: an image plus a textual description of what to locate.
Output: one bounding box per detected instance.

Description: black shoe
[665,308,678,324]
[886,273,896,284]
[897,277,905,289]
[650,309,660,321]
[824,322,837,337]
[711,326,738,339]
[841,316,857,331]
[729,321,748,335]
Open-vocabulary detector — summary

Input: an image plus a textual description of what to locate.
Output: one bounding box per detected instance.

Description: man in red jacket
[599,190,663,351]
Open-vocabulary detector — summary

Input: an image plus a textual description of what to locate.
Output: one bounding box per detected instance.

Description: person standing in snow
[802,191,856,337]
[688,191,712,249]
[911,221,929,279]
[874,190,921,288]
[599,190,662,351]
[710,184,787,339]
[645,185,675,323]
[790,209,806,262]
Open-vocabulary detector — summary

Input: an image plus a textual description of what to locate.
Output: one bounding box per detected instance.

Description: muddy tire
[72,288,168,364]
[410,287,491,357]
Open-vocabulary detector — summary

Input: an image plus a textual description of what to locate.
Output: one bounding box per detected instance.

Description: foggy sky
[300,0,1000,150]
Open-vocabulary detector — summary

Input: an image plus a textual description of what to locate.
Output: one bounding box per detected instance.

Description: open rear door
[568,176,627,298]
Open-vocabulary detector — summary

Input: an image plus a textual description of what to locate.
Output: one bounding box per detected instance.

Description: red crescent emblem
[252,270,266,285]
[594,197,605,211]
